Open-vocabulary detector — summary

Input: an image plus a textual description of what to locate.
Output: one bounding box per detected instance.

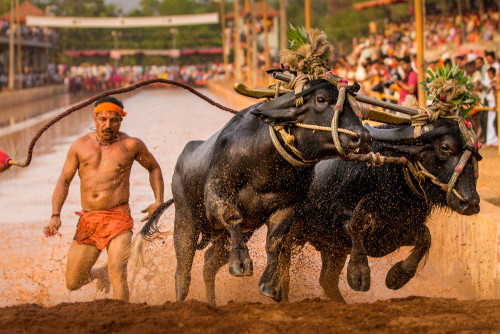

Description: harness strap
[403,117,479,206]
[444,151,471,205]
[403,166,429,206]
[295,123,358,137]
[268,77,360,166]
[269,126,314,168]
[332,80,349,156]
[414,161,466,203]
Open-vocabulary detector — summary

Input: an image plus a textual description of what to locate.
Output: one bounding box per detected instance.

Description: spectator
[395,55,417,105]
[484,51,500,73]
[483,67,498,146]
[475,56,486,81]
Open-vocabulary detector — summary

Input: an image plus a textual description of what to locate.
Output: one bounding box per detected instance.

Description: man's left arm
[134,139,164,221]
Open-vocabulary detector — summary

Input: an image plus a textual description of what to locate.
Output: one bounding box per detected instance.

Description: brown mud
[2,297,500,333]
[1,88,499,332]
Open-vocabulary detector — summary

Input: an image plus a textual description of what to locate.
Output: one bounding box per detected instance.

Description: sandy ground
[1,87,499,332]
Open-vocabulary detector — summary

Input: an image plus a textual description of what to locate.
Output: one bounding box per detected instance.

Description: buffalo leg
[346,197,374,292]
[206,189,252,278]
[174,210,198,302]
[259,207,294,302]
[228,223,253,277]
[386,226,431,290]
[203,234,230,305]
[278,236,293,302]
[319,250,347,302]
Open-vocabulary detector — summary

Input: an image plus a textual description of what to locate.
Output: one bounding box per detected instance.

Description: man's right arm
[45,141,80,236]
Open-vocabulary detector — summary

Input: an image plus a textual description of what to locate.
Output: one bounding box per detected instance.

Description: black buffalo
[136,79,371,305]
[279,118,480,302]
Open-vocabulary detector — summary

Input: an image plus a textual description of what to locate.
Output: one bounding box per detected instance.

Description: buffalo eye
[317,96,326,104]
[440,143,450,152]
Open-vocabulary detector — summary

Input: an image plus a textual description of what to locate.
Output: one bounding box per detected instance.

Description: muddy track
[1,297,499,333]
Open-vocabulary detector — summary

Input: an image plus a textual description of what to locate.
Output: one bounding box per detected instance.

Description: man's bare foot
[92,266,111,294]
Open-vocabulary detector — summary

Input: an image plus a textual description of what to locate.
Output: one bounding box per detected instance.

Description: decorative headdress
[419,63,481,117]
[279,24,334,79]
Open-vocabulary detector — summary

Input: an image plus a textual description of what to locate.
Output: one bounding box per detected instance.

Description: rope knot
[288,74,311,107]
[337,79,348,90]
[464,142,476,151]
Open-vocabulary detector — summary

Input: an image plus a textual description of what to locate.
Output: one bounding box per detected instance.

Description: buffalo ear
[251,107,300,126]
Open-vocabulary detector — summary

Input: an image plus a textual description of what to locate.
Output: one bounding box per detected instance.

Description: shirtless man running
[45,96,164,301]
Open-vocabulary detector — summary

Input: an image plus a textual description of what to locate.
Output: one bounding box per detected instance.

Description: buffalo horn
[256,91,297,111]
[365,122,449,142]
[364,123,416,142]
[233,82,290,99]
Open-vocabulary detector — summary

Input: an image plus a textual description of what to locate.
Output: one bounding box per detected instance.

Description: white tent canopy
[26,12,219,28]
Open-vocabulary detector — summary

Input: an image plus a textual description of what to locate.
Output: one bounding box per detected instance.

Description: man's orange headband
[94,102,127,117]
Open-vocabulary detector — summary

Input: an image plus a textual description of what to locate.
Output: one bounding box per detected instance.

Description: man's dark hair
[488,67,496,75]
[485,51,496,59]
[94,96,124,109]
[465,60,476,68]
[443,58,452,66]
[397,55,411,64]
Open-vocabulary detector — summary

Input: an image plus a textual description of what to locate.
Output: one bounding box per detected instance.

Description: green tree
[0,0,10,15]
[139,0,159,16]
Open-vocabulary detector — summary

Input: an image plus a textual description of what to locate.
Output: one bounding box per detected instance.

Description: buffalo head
[367,118,480,215]
[251,79,371,160]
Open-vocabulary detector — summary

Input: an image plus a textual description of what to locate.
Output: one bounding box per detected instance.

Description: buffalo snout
[453,192,480,215]
[341,127,371,154]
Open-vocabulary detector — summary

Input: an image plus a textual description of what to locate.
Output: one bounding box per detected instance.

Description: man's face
[94,110,122,141]
[476,58,484,69]
[401,61,410,72]
[486,55,495,65]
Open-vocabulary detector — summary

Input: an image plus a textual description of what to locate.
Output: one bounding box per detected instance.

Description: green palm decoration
[420,63,481,117]
[287,23,310,50]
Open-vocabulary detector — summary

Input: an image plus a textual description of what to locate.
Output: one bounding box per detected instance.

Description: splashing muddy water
[0,87,476,307]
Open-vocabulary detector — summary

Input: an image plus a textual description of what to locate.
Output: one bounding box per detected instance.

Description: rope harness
[269,74,360,167]
[403,112,481,207]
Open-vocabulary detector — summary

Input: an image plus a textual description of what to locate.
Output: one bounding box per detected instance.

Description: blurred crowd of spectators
[0,19,58,45]
[61,63,219,93]
[329,9,500,146]
[0,66,49,89]
[0,62,219,93]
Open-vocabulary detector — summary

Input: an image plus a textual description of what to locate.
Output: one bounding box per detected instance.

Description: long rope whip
[6,79,239,168]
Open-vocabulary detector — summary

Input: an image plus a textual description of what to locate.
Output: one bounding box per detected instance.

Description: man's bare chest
[78,144,135,175]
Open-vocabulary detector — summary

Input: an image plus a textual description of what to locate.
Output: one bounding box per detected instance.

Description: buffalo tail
[128,198,174,268]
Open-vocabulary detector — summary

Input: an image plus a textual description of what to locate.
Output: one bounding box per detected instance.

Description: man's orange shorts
[74,205,134,250]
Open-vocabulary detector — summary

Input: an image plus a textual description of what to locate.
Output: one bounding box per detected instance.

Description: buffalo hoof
[259,283,282,302]
[347,258,371,292]
[385,261,415,290]
[243,260,253,277]
[228,258,253,277]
